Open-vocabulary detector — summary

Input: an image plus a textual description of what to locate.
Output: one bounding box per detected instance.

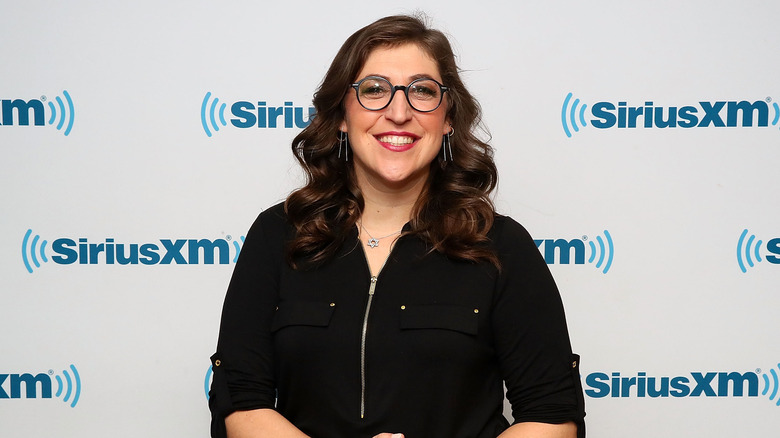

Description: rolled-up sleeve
[491,218,586,437]
[209,209,285,437]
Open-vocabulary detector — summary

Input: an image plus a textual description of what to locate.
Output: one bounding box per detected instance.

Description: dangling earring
[338,131,349,161]
[441,127,454,161]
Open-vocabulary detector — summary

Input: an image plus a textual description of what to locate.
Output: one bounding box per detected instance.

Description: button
[400,305,406,310]
[329,302,336,307]
[572,360,577,368]
[214,359,221,367]
[474,309,479,314]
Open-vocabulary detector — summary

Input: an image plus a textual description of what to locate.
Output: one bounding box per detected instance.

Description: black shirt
[210,203,585,438]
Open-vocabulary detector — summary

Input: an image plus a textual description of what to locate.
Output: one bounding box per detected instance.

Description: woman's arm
[497,422,578,438]
[491,219,586,436]
[225,409,310,438]
[210,208,290,437]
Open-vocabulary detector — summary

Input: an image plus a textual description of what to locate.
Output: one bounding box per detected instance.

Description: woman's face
[340,43,450,193]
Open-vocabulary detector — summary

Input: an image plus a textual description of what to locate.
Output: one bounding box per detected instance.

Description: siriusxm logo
[534,230,614,274]
[0,91,75,136]
[0,364,81,407]
[561,92,780,137]
[22,229,244,273]
[585,363,780,407]
[736,229,780,273]
[200,92,315,137]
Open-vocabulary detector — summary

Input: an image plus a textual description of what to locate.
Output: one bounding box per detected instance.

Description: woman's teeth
[377,135,415,146]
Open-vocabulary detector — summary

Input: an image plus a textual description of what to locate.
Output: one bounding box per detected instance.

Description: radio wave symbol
[204,365,213,400]
[46,90,75,136]
[53,364,81,408]
[22,229,48,274]
[736,229,763,273]
[232,235,246,263]
[201,92,228,137]
[762,363,780,406]
[772,102,780,130]
[587,230,614,274]
[561,92,588,138]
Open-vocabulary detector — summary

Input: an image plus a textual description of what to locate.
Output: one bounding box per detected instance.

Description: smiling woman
[209,14,586,438]
[341,44,450,204]
[284,15,501,272]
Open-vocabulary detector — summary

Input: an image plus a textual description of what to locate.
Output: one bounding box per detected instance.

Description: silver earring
[338,131,349,161]
[441,127,454,161]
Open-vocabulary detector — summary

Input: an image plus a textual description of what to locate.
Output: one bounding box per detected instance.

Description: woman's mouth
[375,133,420,151]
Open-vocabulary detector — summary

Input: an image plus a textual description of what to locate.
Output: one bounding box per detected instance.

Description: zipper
[360,275,378,419]
[358,231,400,419]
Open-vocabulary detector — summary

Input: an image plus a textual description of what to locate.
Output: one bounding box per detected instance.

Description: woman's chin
[373,168,430,190]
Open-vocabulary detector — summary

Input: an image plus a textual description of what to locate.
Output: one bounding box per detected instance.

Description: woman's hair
[285,13,499,268]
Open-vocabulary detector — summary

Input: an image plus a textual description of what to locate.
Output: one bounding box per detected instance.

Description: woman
[210,14,585,438]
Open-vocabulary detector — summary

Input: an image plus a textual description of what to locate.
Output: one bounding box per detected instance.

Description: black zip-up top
[210,203,586,438]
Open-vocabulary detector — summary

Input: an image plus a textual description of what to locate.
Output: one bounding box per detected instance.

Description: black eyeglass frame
[349,76,449,113]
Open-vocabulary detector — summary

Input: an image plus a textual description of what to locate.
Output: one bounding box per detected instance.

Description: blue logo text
[585,364,780,407]
[534,230,614,274]
[201,92,314,137]
[562,93,780,137]
[22,229,244,273]
[0,91,75,136]
[0,365,81,407]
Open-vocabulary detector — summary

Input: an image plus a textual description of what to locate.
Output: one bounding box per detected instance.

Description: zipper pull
[369,276,377,295]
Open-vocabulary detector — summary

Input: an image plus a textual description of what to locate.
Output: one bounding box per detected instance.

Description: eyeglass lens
[356,77,443,112]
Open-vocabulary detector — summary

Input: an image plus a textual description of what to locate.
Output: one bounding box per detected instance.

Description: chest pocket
[399,304,479,335]
[271,300,335,332]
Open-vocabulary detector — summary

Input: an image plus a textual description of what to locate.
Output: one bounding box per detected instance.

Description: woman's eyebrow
[408,73,435,81]
[357,73,437,83]
[357,73,390,81]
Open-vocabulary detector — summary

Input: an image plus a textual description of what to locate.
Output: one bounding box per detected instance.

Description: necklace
[359,221,402,248]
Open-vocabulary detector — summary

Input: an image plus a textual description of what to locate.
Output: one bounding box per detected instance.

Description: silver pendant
[367,238,380,248]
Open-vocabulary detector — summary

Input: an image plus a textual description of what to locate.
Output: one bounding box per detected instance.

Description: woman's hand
[372,434,404,438]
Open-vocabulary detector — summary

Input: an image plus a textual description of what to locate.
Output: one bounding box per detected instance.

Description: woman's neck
[357,173,426,233]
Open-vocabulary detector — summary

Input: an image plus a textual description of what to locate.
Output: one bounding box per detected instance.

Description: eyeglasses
[350,76,449,113]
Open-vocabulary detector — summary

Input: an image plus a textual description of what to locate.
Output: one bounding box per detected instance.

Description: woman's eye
[410,85,437,99]
[360,82,389,98]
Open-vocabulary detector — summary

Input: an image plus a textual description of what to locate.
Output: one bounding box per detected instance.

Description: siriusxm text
[535,238,586,264]
[592,100,770,129]
[231,101,315,129]
[1,98,45,126]
[0,373,52,399]
[768,238,780,263]
[51,238,233,265]
[585,371,758,398]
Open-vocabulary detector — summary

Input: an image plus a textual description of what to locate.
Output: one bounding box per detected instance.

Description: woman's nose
[384,89,413,124]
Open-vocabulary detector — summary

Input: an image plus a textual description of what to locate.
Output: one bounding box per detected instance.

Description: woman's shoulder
[490,214,535,244]
[248,201,291,237]
[487,214,544,261]
[258,201,288,220]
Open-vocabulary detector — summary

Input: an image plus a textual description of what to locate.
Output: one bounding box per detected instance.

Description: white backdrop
[2,1,779,436]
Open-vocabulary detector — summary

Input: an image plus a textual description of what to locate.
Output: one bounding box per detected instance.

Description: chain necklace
[359,221,402,248]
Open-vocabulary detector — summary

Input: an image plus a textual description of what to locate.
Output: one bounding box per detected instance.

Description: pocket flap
[271,300,335,332]
[400,304,479,335]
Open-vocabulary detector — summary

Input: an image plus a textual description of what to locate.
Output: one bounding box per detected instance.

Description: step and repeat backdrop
[2,1,779,436]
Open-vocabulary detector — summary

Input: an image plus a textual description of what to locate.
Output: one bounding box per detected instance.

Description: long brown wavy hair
[285,14,499,268]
